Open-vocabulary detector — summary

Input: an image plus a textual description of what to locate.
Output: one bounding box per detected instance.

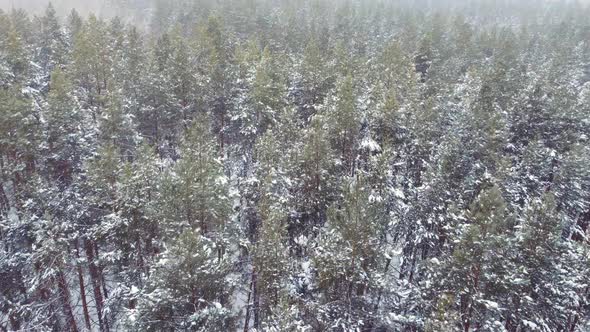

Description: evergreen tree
[1,25,29,83]
[66,9,83,41]
[295,115,337,235]
[232,45,287,146]
[505,193,586,331]
[135,229,235,331]
[45,68,82,185]
[36,3,67,72]
[428,185,514,331]
[197,15,233,152]
[298,37,332,120]
[245,130,293,330]
[158,113,230,237]
[0,87,38,183]
[329,74,360,175]
[311,173,387,330]
[71,14,112,110]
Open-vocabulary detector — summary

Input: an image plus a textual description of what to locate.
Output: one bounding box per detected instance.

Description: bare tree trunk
[243,278,253,332]
[408,251,417,284]
[462,264,481,332]
[75,244,92,331]
[136,235,145,283]
[35,262,59,330]
[253,271,260,330]
[375,257,392,310]
[57,269,79,332]
[220,113,225,156]
[85,239,105,332]
[46,288,59,330]
[94,242,109,300]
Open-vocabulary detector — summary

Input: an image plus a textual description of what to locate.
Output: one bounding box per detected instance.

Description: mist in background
[0,0,153,24]
[1,0,108,15]
[1,0,588,26]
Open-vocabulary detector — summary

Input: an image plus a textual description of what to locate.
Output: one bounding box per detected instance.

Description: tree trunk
[136,235,145,283]
[375,257,392,310]
[243,277,253,332]
[219,104,225,157]
[94,242,109,300]
[85,239,106,332]
[462,264,481,332]
[252,271,260,330]
[57,269,79,332]
[75,244,92,331]
[35,262,59,330]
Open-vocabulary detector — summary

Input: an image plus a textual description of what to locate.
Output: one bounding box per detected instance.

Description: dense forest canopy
[0,0,589,331]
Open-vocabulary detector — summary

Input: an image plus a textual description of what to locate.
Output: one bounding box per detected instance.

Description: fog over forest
[0,0,107,14]
[2,0,589,17]
[0,0,151,21]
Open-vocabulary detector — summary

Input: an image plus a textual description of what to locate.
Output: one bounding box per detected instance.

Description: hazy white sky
[0,0,123,16]
[1,0,587,19]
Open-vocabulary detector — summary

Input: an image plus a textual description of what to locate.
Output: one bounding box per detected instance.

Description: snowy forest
[0,0,589,331]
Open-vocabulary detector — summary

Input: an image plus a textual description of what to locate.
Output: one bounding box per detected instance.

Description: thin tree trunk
[252,271,260,330]
[243,278,253,332]
[75,244,92,331]
[408,250,417,284]
[348,253,356,306]
[47,289,60,330]
[57,269,79,332]
[85,239,105,332]
[136,235,145,283]
[94,242,109,300]
[505,297,519,332]
[463,264,481,332]
[375,257,392,311]
[97,244,111,332]
[219,106,225,157]
[569,314,579,332]
[36,262,59,330]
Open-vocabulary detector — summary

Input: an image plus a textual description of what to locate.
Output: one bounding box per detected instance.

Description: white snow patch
[360,136,381,152]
